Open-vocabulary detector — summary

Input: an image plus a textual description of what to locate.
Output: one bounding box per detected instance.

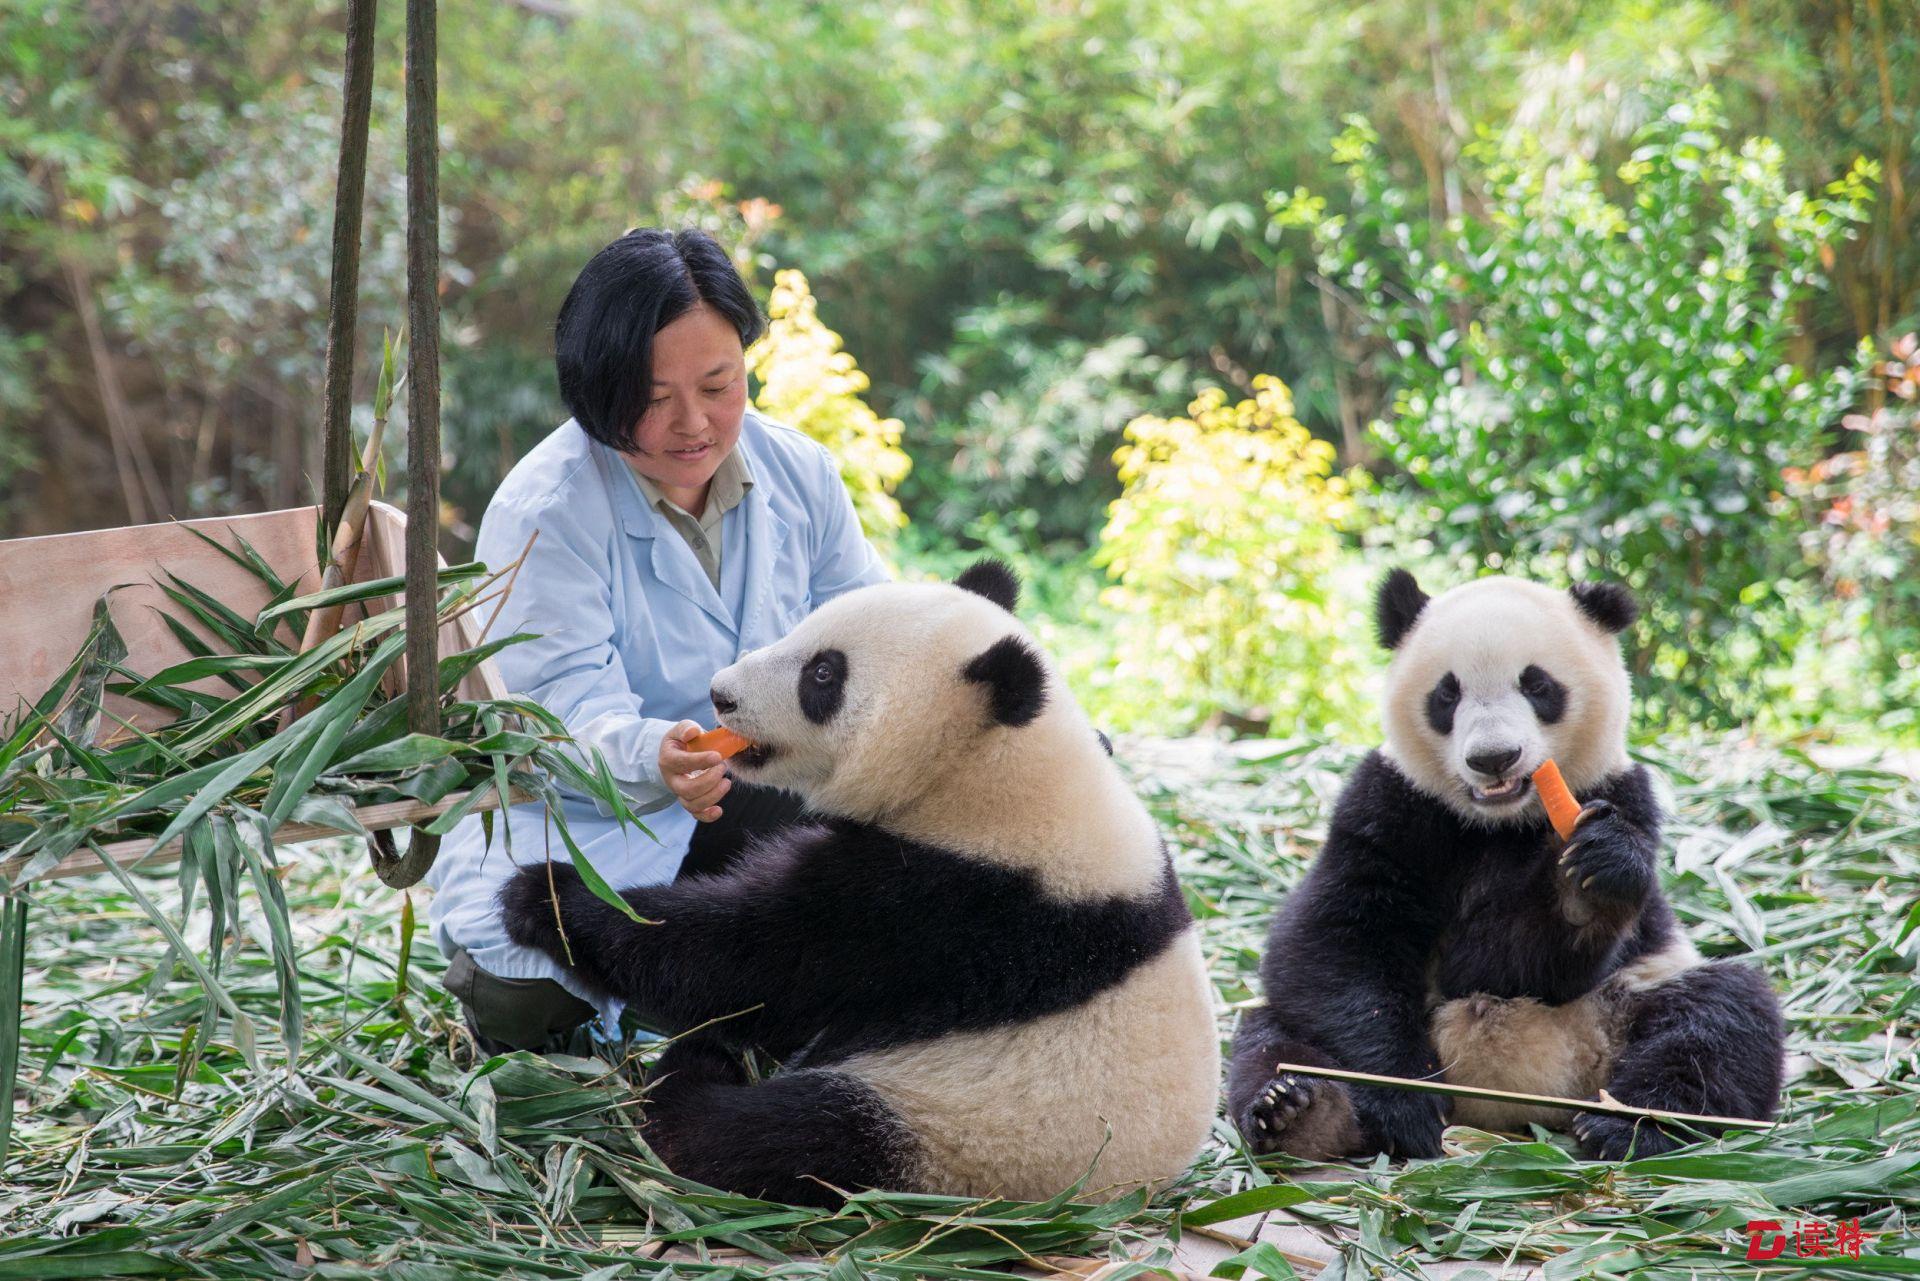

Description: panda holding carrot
[1227,571,1786,1161]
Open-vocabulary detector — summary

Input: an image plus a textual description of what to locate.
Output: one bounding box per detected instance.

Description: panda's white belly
[1430,936,1701,1132]
[837,927,1219,1202]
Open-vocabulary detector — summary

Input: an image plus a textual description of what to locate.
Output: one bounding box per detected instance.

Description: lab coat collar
[606,434,787,639]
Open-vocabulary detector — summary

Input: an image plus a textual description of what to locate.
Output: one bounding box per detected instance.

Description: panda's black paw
[1571,1110,1683,1162]
[1240,1072,1316,1154]
[499,861,582,954]
[1557,800,1651,905]
[1354,1085,1447,1160]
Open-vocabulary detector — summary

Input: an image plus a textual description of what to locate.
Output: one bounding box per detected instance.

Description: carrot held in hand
[686,726,753,759]
[1533,759,1581,841]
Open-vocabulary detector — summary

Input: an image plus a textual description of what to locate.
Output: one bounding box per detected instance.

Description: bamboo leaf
[260,634,406,828]
[256,563,487,626]
[51,594,129,748]
[328,733,466,776]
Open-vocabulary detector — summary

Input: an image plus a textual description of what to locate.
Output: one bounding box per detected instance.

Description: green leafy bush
[747,268,912,547]
[1092,376,1374,735]
[1781,334,1920,736]
[1278,90,1875,728]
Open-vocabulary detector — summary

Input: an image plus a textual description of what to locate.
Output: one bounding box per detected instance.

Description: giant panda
[1227,571,1784,1162]
[500,561,1219,1207]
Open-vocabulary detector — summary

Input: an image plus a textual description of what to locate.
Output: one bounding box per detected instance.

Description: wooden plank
[0,502,509,736]
[0,508,327,735]
[11,786,537,884]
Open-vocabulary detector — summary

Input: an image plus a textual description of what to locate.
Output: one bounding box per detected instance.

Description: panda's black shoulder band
[964,635,1047,727]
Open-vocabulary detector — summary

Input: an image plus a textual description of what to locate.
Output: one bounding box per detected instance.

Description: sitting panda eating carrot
[1228,571,1785,1161]
[501,561,1219,1206]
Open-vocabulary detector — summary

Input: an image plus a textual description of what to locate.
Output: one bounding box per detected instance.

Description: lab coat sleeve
[805,445,893,605]
[477,494,678,815]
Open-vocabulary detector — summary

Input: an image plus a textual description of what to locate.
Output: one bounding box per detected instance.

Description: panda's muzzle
[1467,774,1532,806]
[706,685,775,768]
[733,742,776,768]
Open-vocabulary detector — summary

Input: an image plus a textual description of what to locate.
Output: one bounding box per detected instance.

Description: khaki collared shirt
[629,447,754,590]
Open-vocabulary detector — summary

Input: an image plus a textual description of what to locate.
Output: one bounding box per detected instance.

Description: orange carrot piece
[1533,759,1581,840]
[685,726,753,759]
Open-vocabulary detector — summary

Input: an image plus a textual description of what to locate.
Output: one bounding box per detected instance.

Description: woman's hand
[660,720,732,821]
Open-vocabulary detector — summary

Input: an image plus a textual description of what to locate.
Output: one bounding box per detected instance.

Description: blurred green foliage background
[3,0,1917,741]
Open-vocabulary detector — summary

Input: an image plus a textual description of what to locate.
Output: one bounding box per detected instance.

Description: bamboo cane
[1271,1061,1775,1133]
[284,397,390,724]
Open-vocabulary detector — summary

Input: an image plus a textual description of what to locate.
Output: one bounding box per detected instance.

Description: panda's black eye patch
[1519,664,1567,723]
[799,649,848,724]
[1426,672,1461,735]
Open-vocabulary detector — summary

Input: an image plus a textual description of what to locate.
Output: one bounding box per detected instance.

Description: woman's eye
[703,381,734,395]
[647,395,670,408]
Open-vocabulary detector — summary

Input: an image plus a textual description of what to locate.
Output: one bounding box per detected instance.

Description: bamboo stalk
[383,0,443,891]
[1270,1062,1775,1133]
[321,0,379,532]
[286,407,390,722]
[0,895,26,1164]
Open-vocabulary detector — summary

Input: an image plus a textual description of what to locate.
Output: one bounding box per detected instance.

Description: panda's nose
[1467,746,1521,777]
[710,687,738,717]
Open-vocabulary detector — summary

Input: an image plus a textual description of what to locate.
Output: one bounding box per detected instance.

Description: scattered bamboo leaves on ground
[0,734,1914,1275]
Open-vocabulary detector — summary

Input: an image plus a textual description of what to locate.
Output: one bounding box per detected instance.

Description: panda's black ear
[963,635,1048,727]
[955,559,1020,613]
[1570,581,1639,634]
[1375,569,1430,650]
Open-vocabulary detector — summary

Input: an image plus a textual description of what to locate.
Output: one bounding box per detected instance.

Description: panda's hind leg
[642,1047,922,1207]
[1574,960,1785,1161]
[1228,1006,1364,1159]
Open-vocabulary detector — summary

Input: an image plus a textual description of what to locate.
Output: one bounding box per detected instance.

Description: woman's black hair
[554,227,765,451]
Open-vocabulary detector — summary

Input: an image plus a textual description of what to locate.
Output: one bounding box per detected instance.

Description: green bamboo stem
[1271,1062,1776,1133]
[0,895,28,1164]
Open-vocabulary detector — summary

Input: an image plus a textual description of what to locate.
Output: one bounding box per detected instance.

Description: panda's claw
[1243,1071,1318,1152]
[1557,808,1652,905]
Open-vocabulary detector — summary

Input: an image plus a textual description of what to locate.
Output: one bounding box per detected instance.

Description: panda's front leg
[500,861,787,1040]
[1555,799,1656,926]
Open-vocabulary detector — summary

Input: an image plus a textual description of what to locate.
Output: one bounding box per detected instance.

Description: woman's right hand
[660,720,732,822]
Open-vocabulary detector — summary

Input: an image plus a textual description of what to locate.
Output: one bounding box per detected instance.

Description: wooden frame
[0,500,528,883]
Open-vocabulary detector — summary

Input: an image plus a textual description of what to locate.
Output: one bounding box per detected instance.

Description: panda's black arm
[1438,765,1664,1005]
[499,860,800,1042]
[1253,757,1458,1154]
[1262,855,1449,1080]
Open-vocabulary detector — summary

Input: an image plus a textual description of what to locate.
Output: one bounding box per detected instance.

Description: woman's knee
[442,944,595,1051]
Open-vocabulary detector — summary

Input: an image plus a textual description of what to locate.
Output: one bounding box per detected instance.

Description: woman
[426,228,889,1052]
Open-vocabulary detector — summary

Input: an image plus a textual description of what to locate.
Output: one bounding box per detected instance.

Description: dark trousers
[447,783,807,1054]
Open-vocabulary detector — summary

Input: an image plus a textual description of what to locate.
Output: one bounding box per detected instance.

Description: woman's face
[626,301,749,502]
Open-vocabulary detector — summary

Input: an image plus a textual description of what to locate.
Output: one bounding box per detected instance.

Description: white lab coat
[425,411,888,1022]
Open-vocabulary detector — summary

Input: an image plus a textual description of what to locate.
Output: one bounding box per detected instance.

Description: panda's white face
[708,570,1049,821]
[1379,574,1635,826]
